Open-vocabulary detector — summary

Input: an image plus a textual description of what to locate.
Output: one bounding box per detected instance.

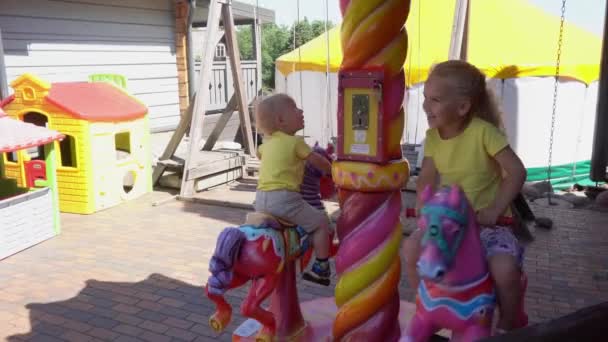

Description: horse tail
[207,227,246,295]
[206,227,246,333]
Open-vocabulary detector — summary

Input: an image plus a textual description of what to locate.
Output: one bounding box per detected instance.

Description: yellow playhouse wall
[2,161,24,187]
[3,99,95,214]
[89,117,152,212]
[2,79,48,188]
[49,108,94,214]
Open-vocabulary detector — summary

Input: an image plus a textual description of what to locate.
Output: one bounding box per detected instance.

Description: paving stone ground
[1,188,607,341]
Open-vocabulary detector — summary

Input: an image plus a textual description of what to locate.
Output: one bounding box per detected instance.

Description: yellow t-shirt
[257,131,312,192]
[424,117,509,212]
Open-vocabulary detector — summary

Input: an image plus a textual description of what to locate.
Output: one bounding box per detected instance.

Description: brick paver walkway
[1,190,607,341]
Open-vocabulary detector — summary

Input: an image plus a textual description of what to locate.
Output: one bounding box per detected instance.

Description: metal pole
[590,0,608,182]
[0,29,10,100]
[448,0,469,60]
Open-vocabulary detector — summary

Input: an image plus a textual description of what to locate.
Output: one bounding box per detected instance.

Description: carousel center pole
[332,0,411,340]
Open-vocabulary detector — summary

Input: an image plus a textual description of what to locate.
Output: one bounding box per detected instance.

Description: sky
[241,0,606,36]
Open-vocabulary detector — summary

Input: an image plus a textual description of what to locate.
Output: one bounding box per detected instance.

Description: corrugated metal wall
[0,0,181,131]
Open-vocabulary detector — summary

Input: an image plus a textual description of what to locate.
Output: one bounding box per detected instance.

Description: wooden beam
[253,6,263,96]
[195,167,243,191]
[152,94,196,185]
[180,0,222,198]
[448,0,469,60]
[222,3,256,156]
[202,93,238,151]
[175,0,190,114]
[186,155,245,181]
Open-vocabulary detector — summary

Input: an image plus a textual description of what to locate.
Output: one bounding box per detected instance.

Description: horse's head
[416,185,486,285]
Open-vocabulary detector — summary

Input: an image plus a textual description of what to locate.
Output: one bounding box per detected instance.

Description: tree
[236,19,334,90]
[311,20,334,38]
[290,17,314,48]
[236,26,254,60]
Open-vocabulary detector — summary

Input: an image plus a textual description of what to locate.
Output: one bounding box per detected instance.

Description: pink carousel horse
[404,185,528,342]
[205,144,337,341]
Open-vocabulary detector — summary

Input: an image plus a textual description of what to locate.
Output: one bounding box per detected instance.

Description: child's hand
[477,206,501,226]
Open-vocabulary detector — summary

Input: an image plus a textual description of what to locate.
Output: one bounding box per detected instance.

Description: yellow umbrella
[276,0,601,86]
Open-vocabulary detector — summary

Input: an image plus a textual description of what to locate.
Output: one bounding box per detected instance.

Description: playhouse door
[91,133,117,211]
[24,160,46,188]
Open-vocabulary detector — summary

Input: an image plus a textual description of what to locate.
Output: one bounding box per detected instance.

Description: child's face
[423,76,470,130]
[279,99,305,134]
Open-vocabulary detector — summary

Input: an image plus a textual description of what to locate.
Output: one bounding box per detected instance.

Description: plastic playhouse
[1,73,152,214]
[0,109,63,259]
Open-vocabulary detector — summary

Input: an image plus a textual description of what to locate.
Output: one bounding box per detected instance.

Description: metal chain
[547,0,566,204]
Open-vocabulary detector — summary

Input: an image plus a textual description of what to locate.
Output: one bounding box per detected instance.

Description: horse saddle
[244,212,309,258]
[245,212,297,230]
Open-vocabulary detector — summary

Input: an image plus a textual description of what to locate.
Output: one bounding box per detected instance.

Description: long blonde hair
[429,60,504,131]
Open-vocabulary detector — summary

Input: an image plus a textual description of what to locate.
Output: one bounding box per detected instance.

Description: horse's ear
[448,184,461,208]
[420,184,433,203]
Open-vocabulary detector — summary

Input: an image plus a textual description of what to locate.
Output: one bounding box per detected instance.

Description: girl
[403,60,527,332]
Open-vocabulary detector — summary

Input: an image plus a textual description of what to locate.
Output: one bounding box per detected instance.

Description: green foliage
[236,18,335,90]
[236,26,254,60]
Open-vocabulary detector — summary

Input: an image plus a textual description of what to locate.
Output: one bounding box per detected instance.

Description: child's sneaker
[302,259,331,286]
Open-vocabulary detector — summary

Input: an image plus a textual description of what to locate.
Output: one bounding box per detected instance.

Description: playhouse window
[23,112,48,128]
[22,86,37,101]
[20,112,48,161]
[115,132,131,160]
[59,135,77,168]
[26,146,45,161]
[5,152,18,163]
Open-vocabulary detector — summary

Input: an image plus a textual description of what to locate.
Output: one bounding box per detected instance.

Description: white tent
[274,0,603,186]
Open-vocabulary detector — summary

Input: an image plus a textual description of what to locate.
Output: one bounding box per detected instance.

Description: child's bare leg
[302,218,331,285]
[488,253,521,331]
[403,229,423,288]
[312,221,330,259]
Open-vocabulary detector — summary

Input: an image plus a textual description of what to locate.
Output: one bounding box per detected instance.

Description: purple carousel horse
[404,185,528,342]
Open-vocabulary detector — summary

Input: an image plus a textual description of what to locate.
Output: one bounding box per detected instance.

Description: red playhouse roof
[0,94,14,108]
[45,82,147,122]
[0,109,64,153]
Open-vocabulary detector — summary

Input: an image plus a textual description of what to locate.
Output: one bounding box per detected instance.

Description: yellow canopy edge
[275,0,602,86]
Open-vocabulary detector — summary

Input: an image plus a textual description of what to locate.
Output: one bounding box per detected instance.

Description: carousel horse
[404,185,528,342]
[205,143,337,341]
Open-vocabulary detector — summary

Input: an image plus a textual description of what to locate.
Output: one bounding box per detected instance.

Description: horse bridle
[420,204,468,267]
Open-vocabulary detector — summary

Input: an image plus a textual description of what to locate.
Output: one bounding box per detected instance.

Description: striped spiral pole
[332,0,410,340]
